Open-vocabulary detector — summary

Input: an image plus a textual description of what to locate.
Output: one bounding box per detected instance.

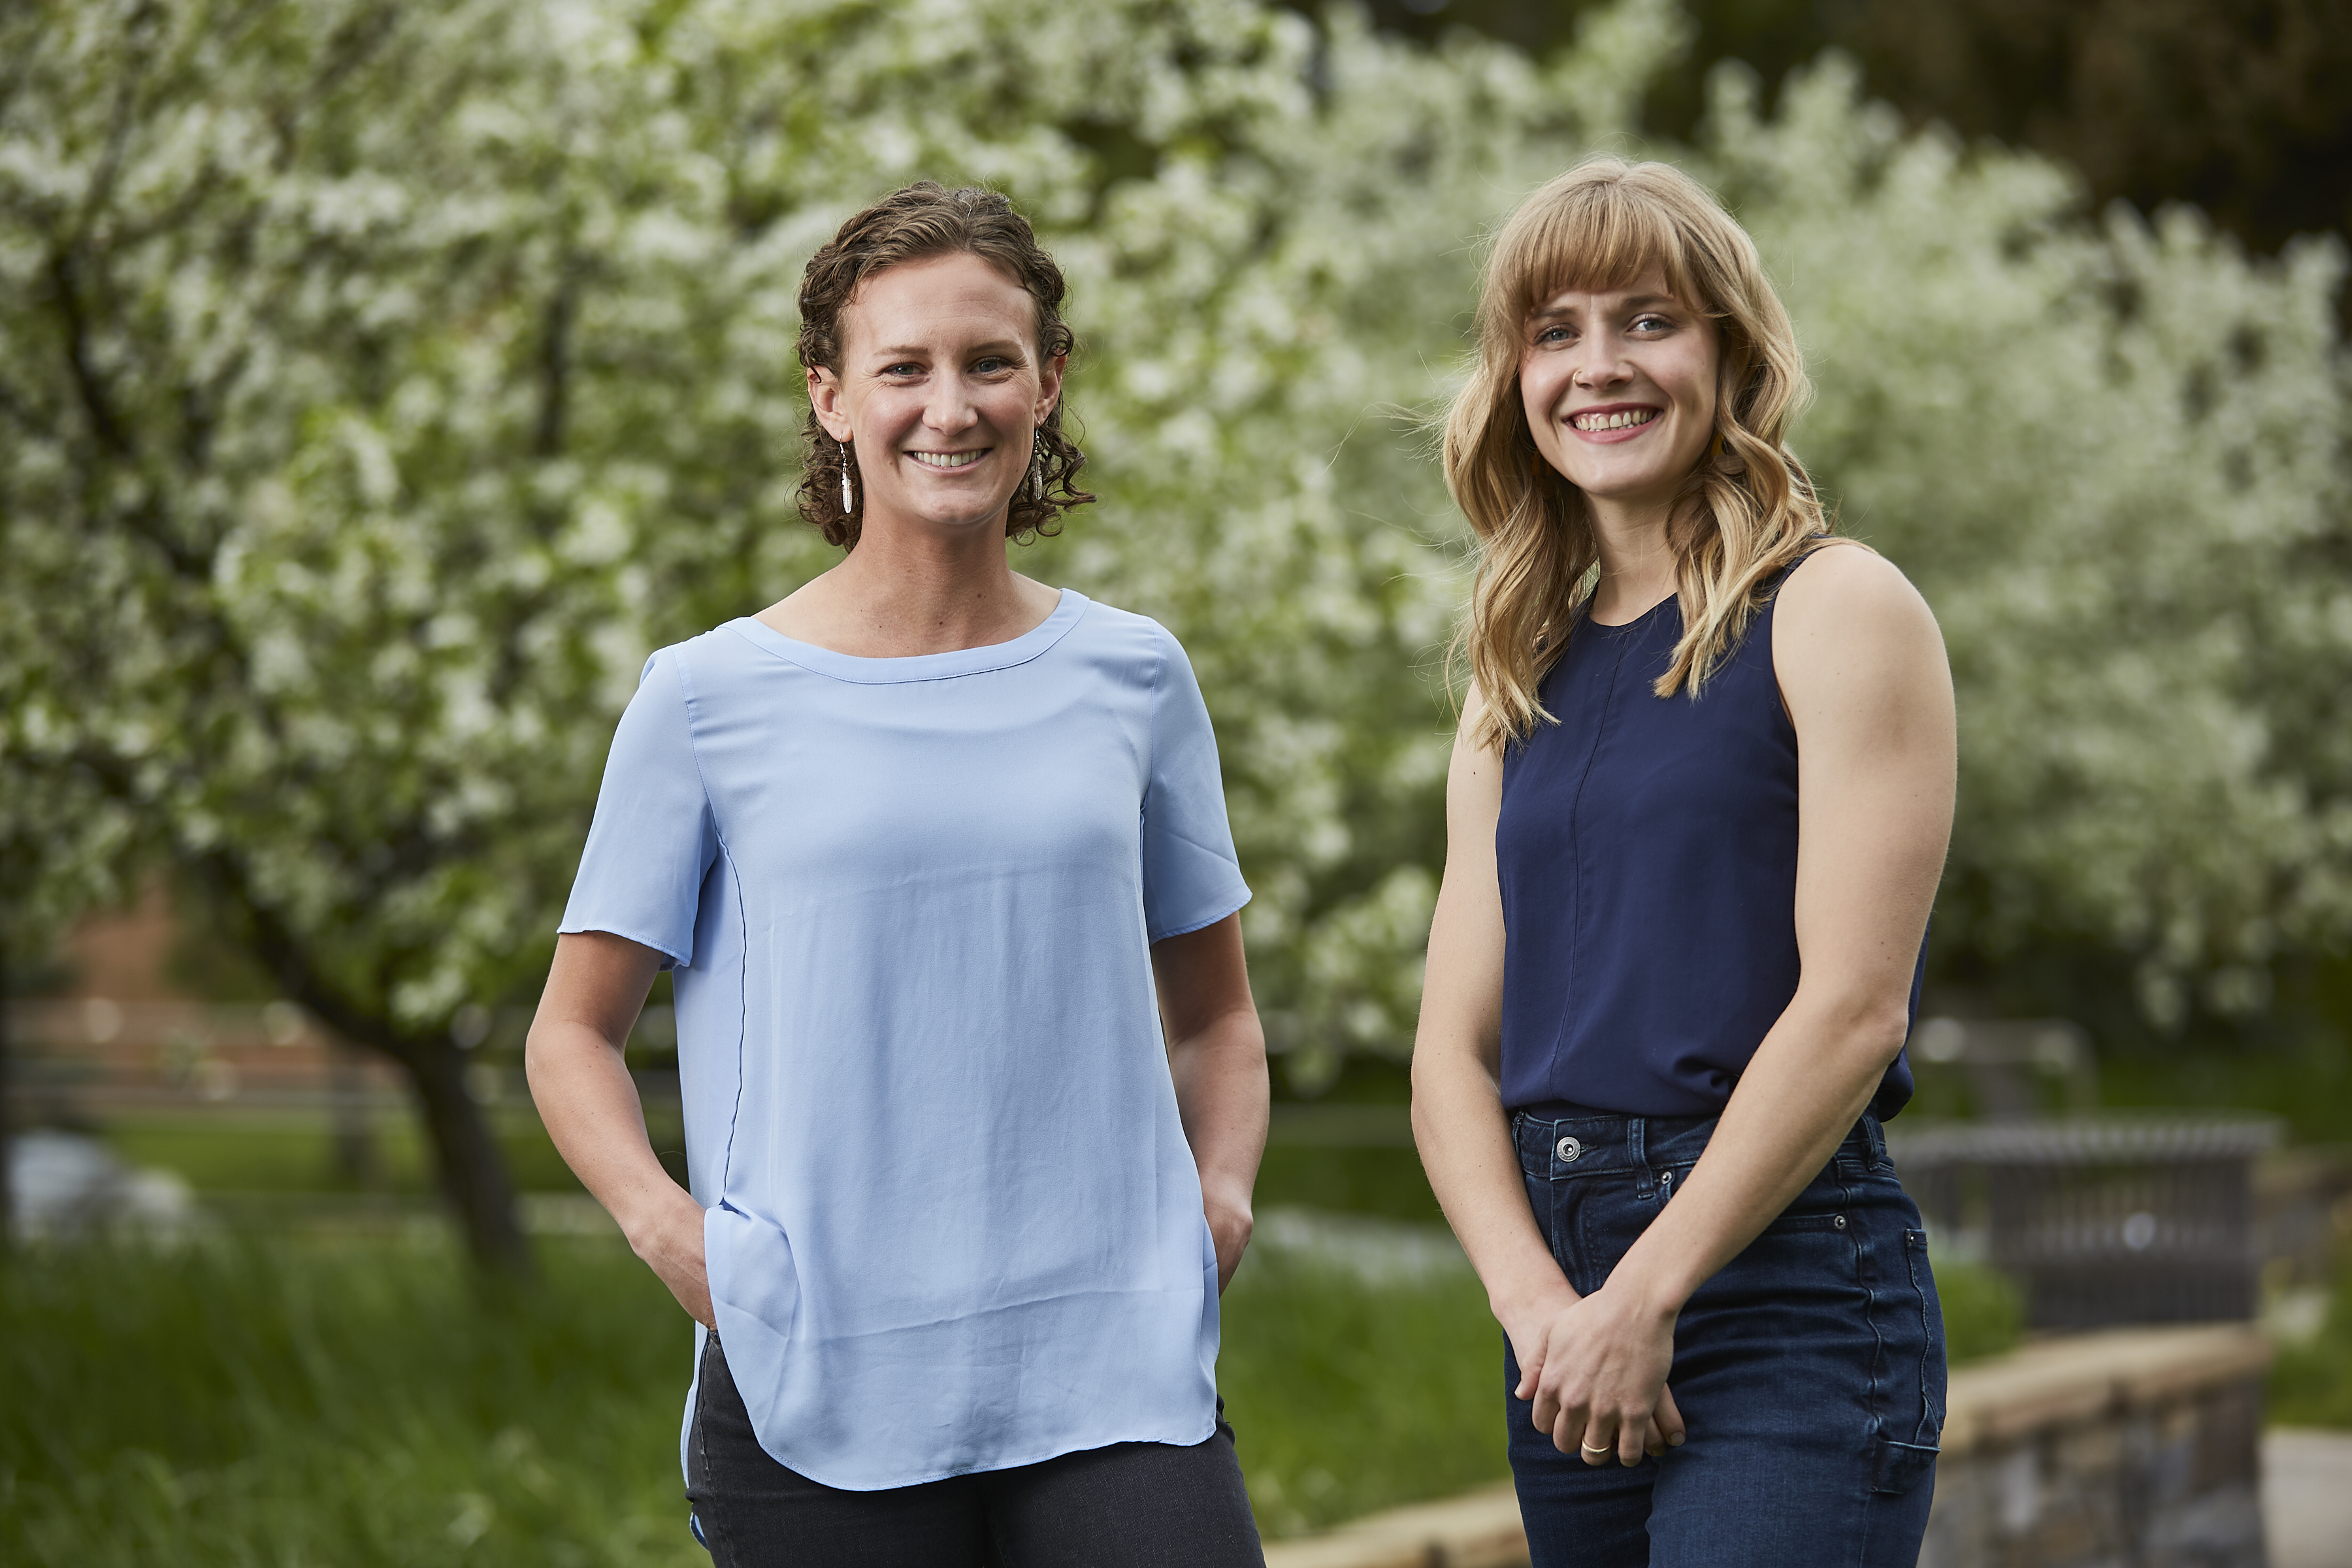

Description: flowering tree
[1704,59,2352,1024]
[0,0,1684,1259]
[5,0,2346,1267]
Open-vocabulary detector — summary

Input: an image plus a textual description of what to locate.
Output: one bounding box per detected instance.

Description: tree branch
[47,249,135,463]
[535,272,576,458]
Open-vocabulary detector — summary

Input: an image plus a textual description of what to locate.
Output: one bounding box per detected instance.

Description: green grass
[2270,1251,2352,1429]
[0,1230,1509,1561]
[1221,1249,1503,1537]
[15,1086,2029,1557]
[0,1217,2035,1563]
[1934,1250,2025,1365]
[1254,1143,1445,1224]
[0,1235,703,1567]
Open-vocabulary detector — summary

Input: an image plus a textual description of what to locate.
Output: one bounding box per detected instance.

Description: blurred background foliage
[1346,0,2352,260]
[3,0,2350,1241]
[8,0,2352,1559]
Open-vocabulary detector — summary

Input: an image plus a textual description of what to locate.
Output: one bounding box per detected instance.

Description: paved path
[2266,1428,2352,1568]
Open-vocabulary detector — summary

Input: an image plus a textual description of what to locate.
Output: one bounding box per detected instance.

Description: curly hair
[795,183,1094,549]
[1443,156,1837,753]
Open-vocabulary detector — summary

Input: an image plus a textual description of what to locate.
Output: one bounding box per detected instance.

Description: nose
[1570,327,1633,391]
[924,372,981,436]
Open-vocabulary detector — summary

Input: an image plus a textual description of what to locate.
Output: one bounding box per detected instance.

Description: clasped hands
[1509,1279,1686,1467]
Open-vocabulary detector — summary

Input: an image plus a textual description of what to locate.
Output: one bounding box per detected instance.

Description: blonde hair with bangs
[1445,156,1832,753]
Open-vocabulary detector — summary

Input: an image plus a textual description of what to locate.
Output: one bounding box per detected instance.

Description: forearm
[525,1022,699,1244]
[1168,1009,1269,1209]
[1607,991,1908,1316]
[1411,1040,1575,1322]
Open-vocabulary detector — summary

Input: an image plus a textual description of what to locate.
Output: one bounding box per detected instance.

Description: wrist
[1198,1173,1254,1222]
[1487,1265,1576,1331]
[614,1180,700,1253]
[1605,1250,1695,1326]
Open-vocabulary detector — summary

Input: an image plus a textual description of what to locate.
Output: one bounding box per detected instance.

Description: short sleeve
[559,649,719,968]
[1141,629,1252,942]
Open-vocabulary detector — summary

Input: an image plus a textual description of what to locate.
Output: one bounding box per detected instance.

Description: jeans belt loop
[1629,1115,1652,1198]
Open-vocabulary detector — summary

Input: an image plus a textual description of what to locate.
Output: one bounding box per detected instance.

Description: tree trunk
[193,854,532,1275]
[402,1036,531,1275]
[327,1041,381,1186]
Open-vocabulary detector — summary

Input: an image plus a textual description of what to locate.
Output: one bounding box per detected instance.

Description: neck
[762,505,1058,658]
[1584,493,1678,624]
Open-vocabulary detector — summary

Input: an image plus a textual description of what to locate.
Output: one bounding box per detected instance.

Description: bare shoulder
[1451,681,1512,767]
[1446,681,1505,808]
[1776,540,1931,625]
[1773,542,1942,661]
[1771,542,1952,719]
[1456,680,1491,743]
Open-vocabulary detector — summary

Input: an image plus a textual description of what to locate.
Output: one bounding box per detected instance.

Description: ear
[1034,352,1067,425]
[808,366,853,442]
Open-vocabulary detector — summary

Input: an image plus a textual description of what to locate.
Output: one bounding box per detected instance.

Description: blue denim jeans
[1507,1107,1944,1568]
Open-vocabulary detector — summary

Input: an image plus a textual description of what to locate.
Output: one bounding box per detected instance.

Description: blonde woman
[1411,158,1957,1565]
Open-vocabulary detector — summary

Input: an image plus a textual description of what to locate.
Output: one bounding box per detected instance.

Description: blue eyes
[1533,315,1674,346]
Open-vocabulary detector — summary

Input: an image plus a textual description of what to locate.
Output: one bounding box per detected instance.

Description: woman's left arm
[1153,911,1270,1293]
[1524,543,1957,1462]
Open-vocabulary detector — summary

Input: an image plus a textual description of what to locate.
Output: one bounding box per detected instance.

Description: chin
[913,500,1015,532]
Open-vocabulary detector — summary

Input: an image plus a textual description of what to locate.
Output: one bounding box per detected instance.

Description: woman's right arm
[1409,691,1679,1452]
[525,930,712,1325]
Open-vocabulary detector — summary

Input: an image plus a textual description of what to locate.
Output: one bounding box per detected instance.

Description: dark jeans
[1507,1107,1945,1568]
[685,1333,1265,1567]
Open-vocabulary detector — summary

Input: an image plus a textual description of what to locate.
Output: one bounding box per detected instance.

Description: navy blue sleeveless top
[1495,561,1921,1120]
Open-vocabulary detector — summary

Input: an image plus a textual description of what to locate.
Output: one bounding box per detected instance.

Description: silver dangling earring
[839,438,855,514]
[1028,429,1045,502]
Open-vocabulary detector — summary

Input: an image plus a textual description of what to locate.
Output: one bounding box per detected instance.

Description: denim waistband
[1510,1103,1888,1182]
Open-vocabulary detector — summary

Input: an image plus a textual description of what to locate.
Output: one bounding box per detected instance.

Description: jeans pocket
[1901,1228,1949,1435]
[1870,1437,1940,1495]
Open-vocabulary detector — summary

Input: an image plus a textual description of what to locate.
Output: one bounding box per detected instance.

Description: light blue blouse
[559,591,1251,1491]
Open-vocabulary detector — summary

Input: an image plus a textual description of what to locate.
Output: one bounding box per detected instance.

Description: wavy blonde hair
[1445,156,1833,753]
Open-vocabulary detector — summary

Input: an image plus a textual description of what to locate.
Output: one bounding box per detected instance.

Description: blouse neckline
[1584,591,1678,634]
[725,589,1090,685]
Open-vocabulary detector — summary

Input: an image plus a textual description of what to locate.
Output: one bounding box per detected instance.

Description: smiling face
[1520,270,1720,523]
[808,251,1064,540]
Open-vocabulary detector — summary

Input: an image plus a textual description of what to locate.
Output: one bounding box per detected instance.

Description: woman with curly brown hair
[1411,157,1957,1566]
[527,183,1269,1567]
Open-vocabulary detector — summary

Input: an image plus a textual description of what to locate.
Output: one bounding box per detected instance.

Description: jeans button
[1555,1135,1582,1164]
[1833,1214,1848,1230]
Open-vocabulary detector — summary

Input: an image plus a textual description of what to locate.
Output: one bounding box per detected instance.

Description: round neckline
[1586,591,1678,632]
[727,589,1089,684]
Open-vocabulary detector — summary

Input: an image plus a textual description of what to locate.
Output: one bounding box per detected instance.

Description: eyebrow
[869,339,1030,360]
[1529,293,1681,319]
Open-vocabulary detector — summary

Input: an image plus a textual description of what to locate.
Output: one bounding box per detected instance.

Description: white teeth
[1573,409,1658,432]
[910,451,986,468]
